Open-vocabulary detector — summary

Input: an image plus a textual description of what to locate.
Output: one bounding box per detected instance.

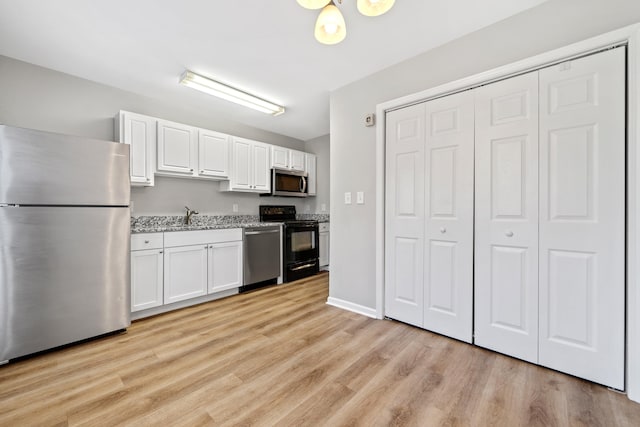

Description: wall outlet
[232,203,238,213]
[305,204,311,212]
[344,192,352,205]
[130,200,134,215]
[321,203,327,212]
[357,191,365,204]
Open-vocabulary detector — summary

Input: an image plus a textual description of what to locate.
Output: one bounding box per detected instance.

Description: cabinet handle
[505,230,514,237]
[159,251,163,254]
[144,240,150,243]
[439,227,446,234]
[146,178,151,182]
[200,170,204,173]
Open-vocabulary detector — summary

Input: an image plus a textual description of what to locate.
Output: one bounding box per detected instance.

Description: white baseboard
[326,297,378,319]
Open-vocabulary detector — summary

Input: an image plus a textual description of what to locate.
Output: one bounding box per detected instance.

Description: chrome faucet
[184,206,199,225]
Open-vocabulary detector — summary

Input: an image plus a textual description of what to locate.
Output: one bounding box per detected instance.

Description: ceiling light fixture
[297,0,395,45]
[179,71,285,116]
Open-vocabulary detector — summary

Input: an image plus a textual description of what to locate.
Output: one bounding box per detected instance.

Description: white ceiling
[0,0,547,141]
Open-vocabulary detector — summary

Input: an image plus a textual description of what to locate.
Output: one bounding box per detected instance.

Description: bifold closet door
[423,91,475,343]
[538,47,625,389]
[385,103,426,327]
[474,71,540,363]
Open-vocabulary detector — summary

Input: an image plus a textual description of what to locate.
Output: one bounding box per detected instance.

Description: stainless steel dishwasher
[243,225,282,290]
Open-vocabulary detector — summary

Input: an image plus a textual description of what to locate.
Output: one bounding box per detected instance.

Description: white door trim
[375,23,640,402]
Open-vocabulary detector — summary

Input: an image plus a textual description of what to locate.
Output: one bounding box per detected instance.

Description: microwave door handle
[301,176,307,194]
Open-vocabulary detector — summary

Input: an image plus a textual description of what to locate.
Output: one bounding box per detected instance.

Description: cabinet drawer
[319,222,330,233]
[131,233,164,251]
[164,228,242,247]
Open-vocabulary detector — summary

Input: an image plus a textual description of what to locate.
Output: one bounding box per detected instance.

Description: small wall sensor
[365,113,375,127]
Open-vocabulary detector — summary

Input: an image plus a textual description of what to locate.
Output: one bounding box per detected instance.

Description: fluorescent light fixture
[179,71,285,116]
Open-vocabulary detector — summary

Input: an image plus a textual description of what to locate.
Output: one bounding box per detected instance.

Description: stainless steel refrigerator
[0,125,131,363]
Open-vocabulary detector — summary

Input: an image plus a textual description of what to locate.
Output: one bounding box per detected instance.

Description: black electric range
[259,205,320,282]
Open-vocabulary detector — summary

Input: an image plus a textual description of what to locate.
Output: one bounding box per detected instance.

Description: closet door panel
[423,90,475,343]
[385,103,426,327]
[474,71,539,363]
[538,47,625,389]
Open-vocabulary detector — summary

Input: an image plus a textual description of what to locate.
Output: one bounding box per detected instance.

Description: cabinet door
[319,231,329,267]
[119,111,156,186]
[289,150,306,171]
[272,146,289,169]
[474,71,539,363]
[538,48,625,389]
[208,241,243,293]
[131,249,163,312]
[231,138,252,190]
[252,142,271,192]
[384,102,425,328]
[157,120,196,175]
[305,153,317,196]
[198,129,229,179]
[423,90,474,343]
[164,245,208,304]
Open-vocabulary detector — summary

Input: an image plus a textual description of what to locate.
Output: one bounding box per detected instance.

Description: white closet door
[474,72,540,363]
[385,103,426,327]
[423,91,475,342]
[538,48,626,389]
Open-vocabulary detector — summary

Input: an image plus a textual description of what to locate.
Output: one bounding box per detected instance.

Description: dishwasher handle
[244,229,280,236]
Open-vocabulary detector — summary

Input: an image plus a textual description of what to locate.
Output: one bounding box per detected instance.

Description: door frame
[374,23,640,402]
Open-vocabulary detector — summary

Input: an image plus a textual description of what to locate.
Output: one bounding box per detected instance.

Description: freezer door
[0,125,130,206]
[0,206,130,361]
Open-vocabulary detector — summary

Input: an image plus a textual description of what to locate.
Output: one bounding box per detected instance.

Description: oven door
[285,224,319,263]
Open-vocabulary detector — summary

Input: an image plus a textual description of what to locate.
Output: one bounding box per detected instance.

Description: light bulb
[357,0,395,16]
[314,4,346,45]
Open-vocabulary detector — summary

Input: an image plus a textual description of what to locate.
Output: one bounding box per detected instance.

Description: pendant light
[297,0,395,45]
[356,0,395,17]
[296,0,330,9]
[314,2,346,45]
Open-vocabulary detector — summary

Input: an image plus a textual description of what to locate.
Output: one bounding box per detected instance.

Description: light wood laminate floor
[1,272,639,426]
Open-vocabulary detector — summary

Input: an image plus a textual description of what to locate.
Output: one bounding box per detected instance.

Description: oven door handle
[291,261,317,271]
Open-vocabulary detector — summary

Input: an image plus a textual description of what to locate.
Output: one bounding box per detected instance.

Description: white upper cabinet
[305,153,317,196]
[116,111,318,191]
[156,119,197,176]
[271,147,306,172]
[289,149,306,171]
[271,145,289,169]
[252,141,271,192]
[116,111,156,187]
[220,137,271,193]
[198,129,230,179]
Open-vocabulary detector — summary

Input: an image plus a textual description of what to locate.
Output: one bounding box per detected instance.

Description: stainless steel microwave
[270,168,308,197]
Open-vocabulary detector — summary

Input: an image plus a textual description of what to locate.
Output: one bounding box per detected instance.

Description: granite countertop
[131,214,330,233]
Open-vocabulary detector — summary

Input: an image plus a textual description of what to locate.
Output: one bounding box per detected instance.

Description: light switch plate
[344,192,352,204]
[321,203,327,212]
[357,191,365,204]
[232,203,238,213]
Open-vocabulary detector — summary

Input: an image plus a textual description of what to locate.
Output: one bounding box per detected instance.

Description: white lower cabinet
[164,229,243,304]
[132,229,243,317]
[208,241,243,293]
[131,233,164,312]
[319,222,329,268]
[164,244,209,304]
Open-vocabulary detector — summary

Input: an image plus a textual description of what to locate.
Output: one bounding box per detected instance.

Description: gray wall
[329,0,640,308]
[0,55,329,215]
[305,134,330,215]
